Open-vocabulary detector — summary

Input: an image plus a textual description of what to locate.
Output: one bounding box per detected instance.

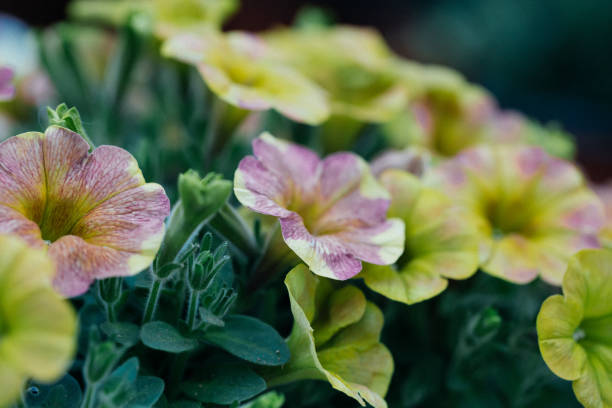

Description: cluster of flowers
[0,1,611,407]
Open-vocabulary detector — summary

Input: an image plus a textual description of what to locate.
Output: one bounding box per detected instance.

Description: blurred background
[3,0,611,180]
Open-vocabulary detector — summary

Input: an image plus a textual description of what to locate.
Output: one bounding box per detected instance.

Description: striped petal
[0,126,170,297]
[234,133,405,280]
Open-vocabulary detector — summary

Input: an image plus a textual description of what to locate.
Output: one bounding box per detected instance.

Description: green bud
[47,103,95,151]
[157,170,232,266]
[84,340,124,383]
[474,307,502,337]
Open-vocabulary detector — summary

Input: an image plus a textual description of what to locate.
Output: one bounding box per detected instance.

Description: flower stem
[80,383,97,408]
[142,278,163,324]
[105,303,117,323]
[186,288,200,331]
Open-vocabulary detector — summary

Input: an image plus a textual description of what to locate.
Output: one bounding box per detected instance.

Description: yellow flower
[537,249,612,408]
[427,145,604,285]
[69,0,238,38]
[163,31,330,125]
[265,265,393,408]
[264,25,411,123]
[0,234,76,407]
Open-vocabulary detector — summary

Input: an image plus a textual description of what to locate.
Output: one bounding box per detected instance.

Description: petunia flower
[427,145,604,285]
[0,66,15,101]
[537,249,612,408]
[264,25,411,123]
[69,0,238,39]
[383,62,498,157]
[162,31,330,125]
[0,126,170,297]
[360,170,479,304]
[264,264,394,408]
[0,234,76,407]
[370,147,431,178]
[234,132,405,280]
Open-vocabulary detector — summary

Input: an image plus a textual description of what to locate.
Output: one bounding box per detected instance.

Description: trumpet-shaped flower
[265,264,393,408]
[162,31,330,125]
[69,0,238,39]
[360,170,479,304]
[234,132,404,280]
[0,234,76,407]
[0,66,15,101]
[537,249,612,408]
[264,26,410,123]
[0,126,170,297]
[427,145,604,285]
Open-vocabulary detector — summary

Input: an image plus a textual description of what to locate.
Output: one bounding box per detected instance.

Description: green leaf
[101,322,140,346]
[130,376,165,408]
[140,321,198,353]
[181,363,266,405]
[202,315,289,366]
[25,375,82,408]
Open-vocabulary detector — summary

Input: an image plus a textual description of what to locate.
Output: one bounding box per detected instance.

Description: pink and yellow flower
[162,31,330,125]
[427,145,604,285]
[0,126,170,297]
[593,181,612,249]
[234,132,405,280]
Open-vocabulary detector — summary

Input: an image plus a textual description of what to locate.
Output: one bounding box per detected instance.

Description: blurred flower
[370,147,431,177]
[0,14,54,107]
[265,25,411,123]
[427,145,604,285]
[163,31,330,125]
[0,126,170,297]
[0,234,76,407]
[384,62,498,157]
[594,181,612,249]
[265,264,393,408]
[360,170,479,304]
[537,249,612,408]
[234,132,404,280]
[0,66,15,101]
[69,0,238,38]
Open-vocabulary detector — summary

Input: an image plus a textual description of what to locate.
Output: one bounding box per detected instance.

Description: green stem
[247,226,298,291]
[80,383,97,408]
[168,351,191,399]
[186,288,200,331]
[142,278,163,323]
[105,302,117,323]
[209,203,260,258]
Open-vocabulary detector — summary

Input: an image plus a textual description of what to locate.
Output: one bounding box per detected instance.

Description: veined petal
[536,249,612,408]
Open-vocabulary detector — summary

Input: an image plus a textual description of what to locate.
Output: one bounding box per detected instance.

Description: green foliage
[140,322,198,353]
[181,363,267,405]
[202,315,290,366]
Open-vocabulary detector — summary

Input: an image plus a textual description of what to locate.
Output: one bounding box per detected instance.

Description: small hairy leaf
[202,315,289,366]
[140,321,198,353]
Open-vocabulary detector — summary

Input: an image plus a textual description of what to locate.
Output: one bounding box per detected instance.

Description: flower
[383,63,498,157]
[360,170,479,304]
[427,145,604,285]
[0,66,15,101]
[536,249,612,408]
[69,0,238,39]
[162,31,330,125]
[0,126,170,297]
[264,25,410,123]
[234,132,404,280]
[0,234,76,407]
[370,147,431,177]
[264,264,393,408]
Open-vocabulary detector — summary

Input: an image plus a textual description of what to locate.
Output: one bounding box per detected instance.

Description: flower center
[573,328,586,342]
[36,199,84,243]
[483,199,533,238]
